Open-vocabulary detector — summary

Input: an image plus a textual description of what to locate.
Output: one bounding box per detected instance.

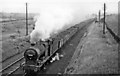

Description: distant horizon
[0,11,118,16]
[0,0,119,21]
[1,0,118,13]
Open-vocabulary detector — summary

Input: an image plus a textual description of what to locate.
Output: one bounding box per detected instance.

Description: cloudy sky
[0,0,119,41]
[0,0,119,14]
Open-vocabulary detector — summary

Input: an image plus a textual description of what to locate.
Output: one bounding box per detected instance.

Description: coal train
[22,18,95,74]
[22,26,78,74]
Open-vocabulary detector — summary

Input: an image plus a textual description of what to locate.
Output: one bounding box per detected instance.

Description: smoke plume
[29,1,94,43]
[30,6,75,43]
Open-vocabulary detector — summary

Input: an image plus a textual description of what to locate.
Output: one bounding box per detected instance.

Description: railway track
[2,50,25,69]
[1,56,24,76]
[2,51,23,63]
[1,18,95,76]
[12,19,95,75]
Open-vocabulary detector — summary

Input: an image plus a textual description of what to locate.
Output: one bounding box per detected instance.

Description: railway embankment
[64,21,118,74]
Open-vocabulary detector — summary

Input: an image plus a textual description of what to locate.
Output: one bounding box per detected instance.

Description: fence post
[103,3,106,34]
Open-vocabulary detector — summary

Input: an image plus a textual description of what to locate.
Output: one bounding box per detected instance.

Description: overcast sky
[0,0,119,14]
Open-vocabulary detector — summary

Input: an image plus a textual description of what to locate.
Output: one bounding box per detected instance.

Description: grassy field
[1,12,36,62]
[106,14,118,34]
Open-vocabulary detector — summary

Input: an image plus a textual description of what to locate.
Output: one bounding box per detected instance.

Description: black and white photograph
[0,0,119,76]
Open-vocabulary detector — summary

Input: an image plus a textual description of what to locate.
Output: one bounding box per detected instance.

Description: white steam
[30,7,75,43]
[29,2,96,43]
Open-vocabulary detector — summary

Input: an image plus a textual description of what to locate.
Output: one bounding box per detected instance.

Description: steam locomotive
[22,27,78,74]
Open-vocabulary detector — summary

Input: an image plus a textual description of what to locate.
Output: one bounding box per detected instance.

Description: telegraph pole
[103,3,106,34]
[99,10,101,24]
[26,3,28,35]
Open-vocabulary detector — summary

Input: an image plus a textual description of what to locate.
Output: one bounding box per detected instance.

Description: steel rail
[6,62,25,76]
[0,56,24,73]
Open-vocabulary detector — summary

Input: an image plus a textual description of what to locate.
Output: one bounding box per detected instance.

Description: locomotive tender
[22,26,78,74]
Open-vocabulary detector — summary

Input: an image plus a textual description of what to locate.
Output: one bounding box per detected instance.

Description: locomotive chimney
[31,43,35,46]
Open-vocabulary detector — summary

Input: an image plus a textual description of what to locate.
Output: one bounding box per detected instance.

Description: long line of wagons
[22,25,79,74]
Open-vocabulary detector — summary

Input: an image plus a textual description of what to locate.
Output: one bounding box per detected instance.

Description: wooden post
[26,3,28,35]
[103,3,106,34]
[99,10,101,24]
